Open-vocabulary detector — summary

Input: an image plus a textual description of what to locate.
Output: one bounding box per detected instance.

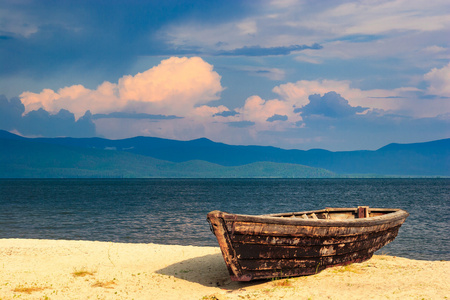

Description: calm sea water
[0,179,448,261]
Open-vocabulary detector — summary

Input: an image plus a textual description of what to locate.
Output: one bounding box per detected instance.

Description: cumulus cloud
[117,57,223,115]
[424,62,450,97]
[273,80,355,107]
[5,56,449,150]
[20,57,224,118]
[270,79,450,118]
[206,72,449,149]
[300,92,368,118]
[236,95,294,124]
[196,76,445,146]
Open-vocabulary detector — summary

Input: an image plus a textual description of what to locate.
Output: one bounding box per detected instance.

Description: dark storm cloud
[0,95,96,137]
[92,112,182,120]
[0,0,251,78]
[266,114,288,122]
[298,92,369,118]
[216,43,323,56]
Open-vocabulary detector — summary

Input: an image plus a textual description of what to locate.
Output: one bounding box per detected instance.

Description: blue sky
[1,0,449,150]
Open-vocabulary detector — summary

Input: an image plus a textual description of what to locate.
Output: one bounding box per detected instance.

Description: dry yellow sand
[0,239,448,299]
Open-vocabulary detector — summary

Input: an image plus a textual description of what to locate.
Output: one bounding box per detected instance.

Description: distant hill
[0,133,334,178]
[0,130,448,177]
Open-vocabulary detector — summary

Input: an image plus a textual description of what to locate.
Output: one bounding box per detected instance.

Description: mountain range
[0,130,448,178]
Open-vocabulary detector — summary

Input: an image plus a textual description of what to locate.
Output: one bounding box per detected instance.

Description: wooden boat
[207,206,408,281]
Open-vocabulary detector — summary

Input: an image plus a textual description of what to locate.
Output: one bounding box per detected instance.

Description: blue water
[0,179,448,260]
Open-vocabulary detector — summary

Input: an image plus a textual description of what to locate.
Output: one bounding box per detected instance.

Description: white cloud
[270,77,449,118]
[423,45,447,54]
[193,105,229,119]
[237,95,288,123]
[117,57,223,115]
[424,62,450,97]
[20,57,224,118]
[16,56,450,150]
[308,0,450,36]
[237,20,257,36]
[160,0,450,72]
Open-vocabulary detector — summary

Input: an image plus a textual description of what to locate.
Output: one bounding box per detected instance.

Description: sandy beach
[0,239,448,299]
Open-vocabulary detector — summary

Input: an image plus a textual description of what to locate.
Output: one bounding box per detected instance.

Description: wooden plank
[220,209,409,228]
[225,221,403,237]
[232,229,398,260]
[237,250,375,280]
[239,248,375,271]
[230,225,401,246]
[207,213,243,279]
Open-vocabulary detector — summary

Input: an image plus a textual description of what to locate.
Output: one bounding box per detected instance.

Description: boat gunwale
[207,208,409,228]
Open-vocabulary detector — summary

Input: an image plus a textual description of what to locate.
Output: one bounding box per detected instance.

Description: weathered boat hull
[207,207,409,281]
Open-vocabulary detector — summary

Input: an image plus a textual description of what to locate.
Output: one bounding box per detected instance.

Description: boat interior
[269,206,393,220]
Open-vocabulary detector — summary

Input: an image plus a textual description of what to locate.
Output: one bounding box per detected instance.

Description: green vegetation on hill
[1,130,448,178]
[0,138,335,178]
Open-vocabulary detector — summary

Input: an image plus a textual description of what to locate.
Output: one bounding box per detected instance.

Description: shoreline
[0,239,448,299]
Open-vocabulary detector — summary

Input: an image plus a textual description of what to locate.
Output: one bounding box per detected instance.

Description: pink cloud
[233,95,301,132]
[271,80,429,116]
[20,57,224,118]
[118,57,223,115]
[273,80,355,106]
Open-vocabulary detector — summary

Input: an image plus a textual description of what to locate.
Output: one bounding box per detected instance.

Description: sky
[0,0,449,151]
